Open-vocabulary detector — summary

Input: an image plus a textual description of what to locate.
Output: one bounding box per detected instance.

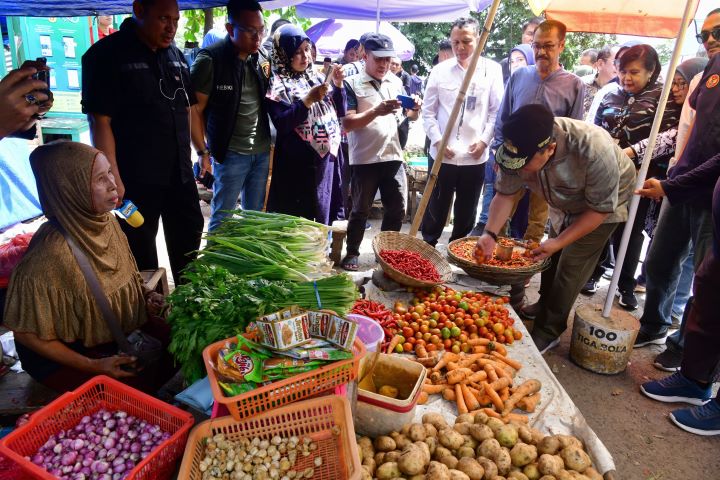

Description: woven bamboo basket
[447,236,551,285]
[372,232,453,288]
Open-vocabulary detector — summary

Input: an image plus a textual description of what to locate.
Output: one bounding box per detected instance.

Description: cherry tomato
[403,342,413,352]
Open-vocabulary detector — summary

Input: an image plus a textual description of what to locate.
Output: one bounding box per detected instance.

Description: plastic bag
[0,232,34,280]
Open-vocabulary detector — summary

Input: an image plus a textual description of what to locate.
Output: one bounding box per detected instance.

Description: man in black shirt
[82,0,204,285]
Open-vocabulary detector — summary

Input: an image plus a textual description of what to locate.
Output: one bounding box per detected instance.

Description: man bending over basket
[475,104,635,354]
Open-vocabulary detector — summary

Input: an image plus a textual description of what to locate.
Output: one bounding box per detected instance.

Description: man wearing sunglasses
[634,8,720,369]
[190,0,272,231]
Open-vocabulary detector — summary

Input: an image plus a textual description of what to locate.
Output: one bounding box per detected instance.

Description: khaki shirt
[345,71,404,165]
[496,117,636,233]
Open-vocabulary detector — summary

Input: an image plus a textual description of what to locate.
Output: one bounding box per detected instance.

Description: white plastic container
[354,354,427,437]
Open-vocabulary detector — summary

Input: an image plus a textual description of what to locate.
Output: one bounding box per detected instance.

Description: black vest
[202,37,271,163]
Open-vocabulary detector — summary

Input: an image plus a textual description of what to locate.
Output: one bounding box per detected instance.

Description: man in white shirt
[420,17,504,246]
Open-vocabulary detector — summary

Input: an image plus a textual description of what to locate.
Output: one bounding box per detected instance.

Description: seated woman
[266,25,347,225]
[3,141,175,394]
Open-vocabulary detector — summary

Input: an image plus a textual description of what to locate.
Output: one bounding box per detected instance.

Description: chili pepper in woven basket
[379,249,441,282]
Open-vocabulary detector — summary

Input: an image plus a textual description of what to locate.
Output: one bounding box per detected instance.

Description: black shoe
[634,330,668,348]
[531,333,561,354]
[617,289,638,310]
[519,302,542,320]
[654,347,682,372]
[580,279,597,294]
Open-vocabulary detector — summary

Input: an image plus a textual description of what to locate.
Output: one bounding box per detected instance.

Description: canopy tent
[0,1,235,17]
[262,0,490,22]
[528,0,699,38]
[307,19,415,61]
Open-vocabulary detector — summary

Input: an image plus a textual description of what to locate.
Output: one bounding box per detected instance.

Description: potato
[434,446,453,460]
[523,463,541,480]
[362,457,376,475]
[454,423,472,436]
[409,475,426,480]
[440,455,459,469]
[559,447,591,473]
[469,424,494,442]
[495,448,512,475]
[537,455,563,476]
[439,429,466,451]
[360,467,373,480]
[379,385,399,398]
[375,452,386,465]
[529,429,545,446]
[582,467,602,480]
[410,424,428,442]
[477,457,498,480]
[456,457,485,480]
[425,423,439,439]
[358,436,373,450]
[424,413,449,431]
[538,476,557,480]
[518,426,533,445]
[426,461,451,480]
[385,450,401,463]
[449,469,471,480]
[427,436,439,455]
[474,411,490,425]
[398,444,428,475]
[496,425,519,448]
[375,436,397,452]
[457,446,476,459]
[396,434,412,450]
[557,436,583,450]
[490,476,507,480]
[510,443,538,467]
[486,418,505,435]
[508,472,529,480]
[478,439,502,460]
[537,437,560,455]
[561,472,590,480]
[401,423,413,435]
[376,461,401,479]
[462,436,479,450]
[456,413,476,425]
[415,441,432,465]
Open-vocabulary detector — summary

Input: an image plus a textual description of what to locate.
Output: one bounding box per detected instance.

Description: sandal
[340,255,359,271]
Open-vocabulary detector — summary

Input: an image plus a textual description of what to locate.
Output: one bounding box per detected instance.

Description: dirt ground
[342,219,720,480]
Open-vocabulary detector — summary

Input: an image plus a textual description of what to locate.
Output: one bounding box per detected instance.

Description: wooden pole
[601,0,698,318]
[408,0,502,236]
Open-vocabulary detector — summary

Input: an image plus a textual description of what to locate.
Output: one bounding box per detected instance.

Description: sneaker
[635,283,646,293]
[640,371,711,406]
[670,400,720,436]
[580,279,597,294]
[602,270,614,280]
[634,330,668,347]
[519,302,542,320]
[653,348,682,372]
[617,289,638,310]
[531,333,561,354]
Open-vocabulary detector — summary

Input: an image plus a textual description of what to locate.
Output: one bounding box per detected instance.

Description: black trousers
[420,162,485,246]
[346,161,405,257]
[121,179,204,284]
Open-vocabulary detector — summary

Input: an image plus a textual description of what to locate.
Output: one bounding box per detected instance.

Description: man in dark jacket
[190,0,272,231]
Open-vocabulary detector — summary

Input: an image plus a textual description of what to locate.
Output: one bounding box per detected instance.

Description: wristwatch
[483,229,498,241]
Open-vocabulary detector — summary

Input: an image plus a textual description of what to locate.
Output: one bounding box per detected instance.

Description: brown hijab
[3,141,146,347]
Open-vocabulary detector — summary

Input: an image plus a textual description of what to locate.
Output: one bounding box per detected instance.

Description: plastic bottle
[115,200,145,228]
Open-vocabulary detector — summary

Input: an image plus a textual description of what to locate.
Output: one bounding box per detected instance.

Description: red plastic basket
[0,376,194,480]
[204,336,366,420]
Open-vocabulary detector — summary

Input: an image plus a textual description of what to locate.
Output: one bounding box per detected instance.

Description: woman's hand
[331,64,345,88]
[303,84,330,108]
[635,178,665,201]
[93,355,137,378]
[145,291,166,316]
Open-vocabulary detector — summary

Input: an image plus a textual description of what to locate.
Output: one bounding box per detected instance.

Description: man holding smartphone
[340,33,421,271]
[0,60,53,141]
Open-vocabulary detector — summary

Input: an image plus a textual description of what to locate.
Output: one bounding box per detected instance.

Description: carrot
[386,335,403,354]
[500,387,510,401]
[502,413,529,424]
[488,376,512,391]
[491,351,521,370]
[416,344,429,358]
[455,384,468,414]
[467,338,492,346]
[417,391,429,405]
[447,368,473,385]
[476,394,492,406]
[484,364,498,383]
[433,352,460,372]
[460,383,480,411]
[483,382,504,411]
[429,371,445,384]
[487,341,507,356]
[494,364,512,380]
[472,346,488,354]
[443,388,456,402]
[482,407,501,418]
[502,379,542,415]
[422,384,446,394]
[447,361,460,371]
[456,354,482,368]
[517,392,541,413]
[468,370,488,384]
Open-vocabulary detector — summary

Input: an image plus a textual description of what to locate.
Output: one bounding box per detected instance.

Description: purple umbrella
[306,19,415,61]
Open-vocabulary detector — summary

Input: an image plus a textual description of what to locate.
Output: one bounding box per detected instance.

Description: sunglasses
[696,26,720,44]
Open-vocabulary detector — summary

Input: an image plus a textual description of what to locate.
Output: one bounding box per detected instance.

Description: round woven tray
[447,236,551,286]
[372,231,453,288]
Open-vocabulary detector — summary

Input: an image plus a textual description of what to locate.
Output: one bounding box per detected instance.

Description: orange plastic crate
[178,396,361,480]
[204,336,365,420]
[0,376,194,480]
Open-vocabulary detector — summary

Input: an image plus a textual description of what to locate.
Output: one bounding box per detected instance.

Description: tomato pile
[379,249,441,282]
[390,286,521,356]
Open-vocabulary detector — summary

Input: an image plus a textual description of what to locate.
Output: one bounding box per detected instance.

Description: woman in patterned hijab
[266,25,347,225]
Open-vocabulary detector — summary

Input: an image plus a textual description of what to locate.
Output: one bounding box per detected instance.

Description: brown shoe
[519,302,542,320]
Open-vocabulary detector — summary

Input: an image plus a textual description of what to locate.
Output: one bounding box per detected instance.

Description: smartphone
[32,57,50,88]
[397,94,416,109]
[323,64,335,85]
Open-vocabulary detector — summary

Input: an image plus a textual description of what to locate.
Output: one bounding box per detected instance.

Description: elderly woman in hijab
[266,25,347,225]
[3,141,174,394]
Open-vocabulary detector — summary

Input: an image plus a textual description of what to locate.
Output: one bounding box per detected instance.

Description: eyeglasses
[671,80,688,90]
[233,24,266,38]
[696,26,720,44]
[531,42,557,52]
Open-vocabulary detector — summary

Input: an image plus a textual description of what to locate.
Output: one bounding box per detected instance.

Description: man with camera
[0,61,53,141]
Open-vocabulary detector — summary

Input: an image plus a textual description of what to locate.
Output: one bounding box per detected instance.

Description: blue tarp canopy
[0,1,230,17]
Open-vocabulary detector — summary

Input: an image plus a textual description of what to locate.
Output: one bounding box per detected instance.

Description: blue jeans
[478,153,496,225]
[639,199,713,335]
[209,150,270,232]
[666,251,695,350]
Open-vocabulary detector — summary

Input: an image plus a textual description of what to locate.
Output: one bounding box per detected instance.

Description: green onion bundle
[199,210,333,281]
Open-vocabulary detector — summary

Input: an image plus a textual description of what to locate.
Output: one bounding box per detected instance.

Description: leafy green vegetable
[167,265,358,382]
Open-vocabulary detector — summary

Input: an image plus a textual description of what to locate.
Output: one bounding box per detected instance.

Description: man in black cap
[339,33,421,270]
[475,104,635,353]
